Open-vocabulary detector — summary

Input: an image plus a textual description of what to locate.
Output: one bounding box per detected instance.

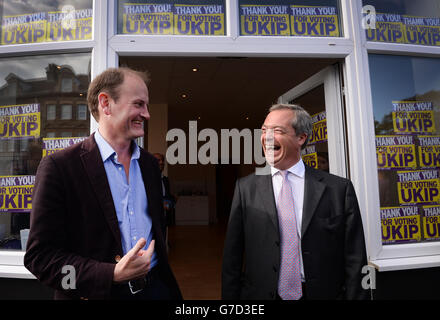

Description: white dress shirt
[271,159,305,281]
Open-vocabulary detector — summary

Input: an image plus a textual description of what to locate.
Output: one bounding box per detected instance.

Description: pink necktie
[277,170,302,300]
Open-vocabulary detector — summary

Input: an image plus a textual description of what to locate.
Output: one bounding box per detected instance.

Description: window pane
[61,104,72,120]
[369,54,440,246]
[1,0,93,46]
[77,104,87,120]
[117,0,226,36]
[61,78,73,93]
[238,0,342,37]
[362,0,440,46]
[47,104,56,120]
[0,53,90,251]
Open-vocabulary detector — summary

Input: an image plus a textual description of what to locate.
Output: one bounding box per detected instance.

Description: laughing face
[102,73,150,143]
[261,109,307,170]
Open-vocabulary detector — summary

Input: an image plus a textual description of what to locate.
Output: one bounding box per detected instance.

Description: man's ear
[298,133,308,148]
[98,92,111,116]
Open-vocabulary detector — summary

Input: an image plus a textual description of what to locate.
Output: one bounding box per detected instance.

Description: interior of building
[120,56,340,299]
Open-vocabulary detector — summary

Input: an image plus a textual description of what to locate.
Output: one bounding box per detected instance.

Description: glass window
[1,0,93,46]
[61,104,72,120]
[77,104,87,120]
[117,0,226,36]
[362,0,440,46]
[46,104,56,120]
[0,53,90,251]
[238,0,342,37]
[61,78,73,93]
[369,54,440,246]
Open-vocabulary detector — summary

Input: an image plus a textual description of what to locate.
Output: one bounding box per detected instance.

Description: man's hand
[113,238,155,283]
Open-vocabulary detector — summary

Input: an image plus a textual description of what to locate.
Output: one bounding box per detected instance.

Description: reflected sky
[2,0,92,16]
[0,53,90,88]
[369,54,440,123]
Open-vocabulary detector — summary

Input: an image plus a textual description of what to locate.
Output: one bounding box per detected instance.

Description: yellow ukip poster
[42,137,87,157]
[301,145,318,169]
[397,170,440,205]
[365,13,405,43]
[240,5,290,36]
[376,135,417,170]
[1,12,47,45]
[392,101,435,134]
[122,3,173,35]
[46,8,93,42]
[0,175,34,213]
[309,111,327,145]
[290,6,339,37]
[403,15,440,46]
[422,205,440,241]
[381,206,421,244]
[418,136,440,168]
[0,104,40,139]
[174,4,225,35]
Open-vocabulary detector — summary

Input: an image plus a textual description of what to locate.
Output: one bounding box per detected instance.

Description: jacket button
[273,266,277,272]
[115,255,121,262]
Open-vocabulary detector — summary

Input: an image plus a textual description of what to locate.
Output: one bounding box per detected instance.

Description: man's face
[102,74,150,141]
[261,109,307,170]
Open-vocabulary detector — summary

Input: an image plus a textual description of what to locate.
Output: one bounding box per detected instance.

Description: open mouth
[265,144,281,151]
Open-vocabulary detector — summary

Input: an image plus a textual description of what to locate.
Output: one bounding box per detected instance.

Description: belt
[116,266,160,296]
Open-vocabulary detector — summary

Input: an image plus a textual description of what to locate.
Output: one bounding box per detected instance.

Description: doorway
[120,56,345,299]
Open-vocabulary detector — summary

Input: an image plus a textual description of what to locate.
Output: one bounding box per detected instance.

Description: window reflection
[1,0,93,45]
[369,54,440,245]
[238,0,342,37]
[0,53,91,251]
[117,0,226,35]
[363,0,440,46]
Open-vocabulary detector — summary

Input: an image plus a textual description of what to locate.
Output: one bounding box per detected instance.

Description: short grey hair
[268,103,312,149]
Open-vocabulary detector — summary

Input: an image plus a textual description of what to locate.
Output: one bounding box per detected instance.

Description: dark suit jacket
[24,134,182,300]
[222,166,369,300]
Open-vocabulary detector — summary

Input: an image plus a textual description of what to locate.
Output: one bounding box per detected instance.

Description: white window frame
[277,65,347,178]
[346,0,440,271]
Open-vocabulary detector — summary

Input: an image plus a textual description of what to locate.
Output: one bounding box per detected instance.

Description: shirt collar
[94,129,140,163]
[270,159,305,178]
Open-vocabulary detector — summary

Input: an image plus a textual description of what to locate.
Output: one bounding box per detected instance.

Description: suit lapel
[138,152,163,240]
[301,166,326,237]
[80,134,123,254]
[256,174,279,234]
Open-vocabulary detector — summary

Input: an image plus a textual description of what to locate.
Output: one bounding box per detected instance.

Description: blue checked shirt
[94,130,157,268]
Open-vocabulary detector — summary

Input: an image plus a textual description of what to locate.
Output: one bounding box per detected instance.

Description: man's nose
[141,107,150,120]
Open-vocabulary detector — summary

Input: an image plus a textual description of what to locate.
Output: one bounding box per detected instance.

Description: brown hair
[87,67,150,121]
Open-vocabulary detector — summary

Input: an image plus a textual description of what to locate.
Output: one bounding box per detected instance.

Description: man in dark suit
[222,104,369,300]
[24,67,182,300]
[153,153,176,227]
